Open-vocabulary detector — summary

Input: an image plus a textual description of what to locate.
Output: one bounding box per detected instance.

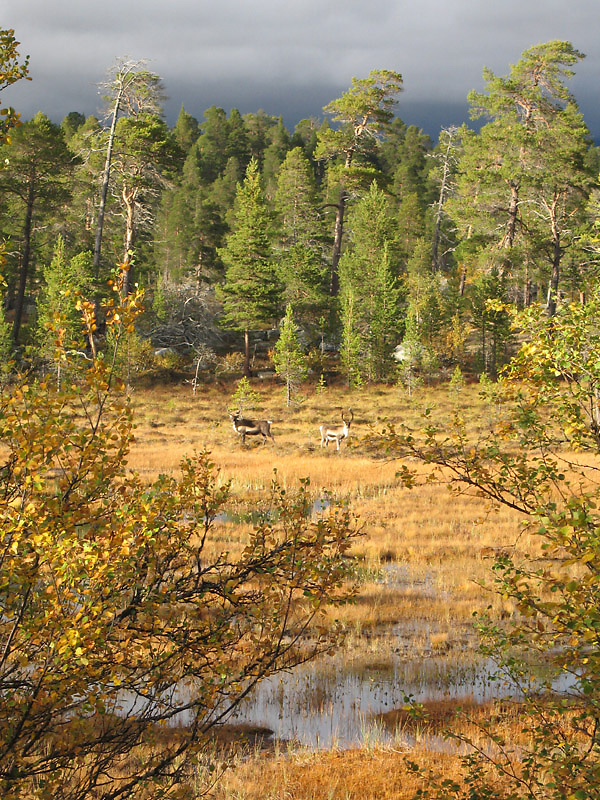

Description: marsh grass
[208,744,461,800]
[121,379,548,796]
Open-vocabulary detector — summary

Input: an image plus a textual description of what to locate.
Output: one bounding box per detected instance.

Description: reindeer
[229,412,275,446]
[319,409,353,450]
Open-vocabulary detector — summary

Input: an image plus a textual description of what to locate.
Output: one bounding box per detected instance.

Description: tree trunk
[458,263,467,297]
[523,260,531,307]
[93,86,122,277]
[501,181,520,277]
[121,187,136,296]
[243,329,251,378]
[12,179,35,342]
[505,183,519,247]
[546,216,561,317]
[458,222,473,297]
[431,197,443,273]
[330,151,354,297]
[432,130,454,272]
[330,189,346,297]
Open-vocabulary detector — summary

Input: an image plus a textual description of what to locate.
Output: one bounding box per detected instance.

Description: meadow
[123,374,535,797]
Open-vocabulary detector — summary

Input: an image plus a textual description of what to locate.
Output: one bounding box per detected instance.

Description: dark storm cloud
[3,0,599,140]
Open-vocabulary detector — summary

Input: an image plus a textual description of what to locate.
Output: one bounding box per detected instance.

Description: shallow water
[226,647,499,748]
[213,495,334,525]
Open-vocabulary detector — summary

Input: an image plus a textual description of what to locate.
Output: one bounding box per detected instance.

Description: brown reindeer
[229,412,275,446]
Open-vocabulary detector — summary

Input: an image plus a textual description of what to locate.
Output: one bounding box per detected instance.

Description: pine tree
[316,69,403,294]
[111,113,181,292]
[92,60,165,278]
[524,100,592,313]
[64,115,105,258]
[218,158,280,377]
[0,113,75,341]
[429,125,462,272]
[449,41,592,314]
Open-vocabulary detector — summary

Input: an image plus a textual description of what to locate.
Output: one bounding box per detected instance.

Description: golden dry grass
[210,744,461,800]
[127,379,528,631]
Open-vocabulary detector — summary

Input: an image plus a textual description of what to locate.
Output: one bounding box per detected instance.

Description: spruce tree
[272,304,308,406]
[154,141,228,284]
[195,106,230,182]
[173,105,199,155]
[226,109,251,169]
[391,124,432,203]
[396,191,425,266]
[218,158,280,377]
[274,147,329,325]
[339,287,364,389]
[370,242,402,379]
[262,117,291,196]
[338,182,401,381]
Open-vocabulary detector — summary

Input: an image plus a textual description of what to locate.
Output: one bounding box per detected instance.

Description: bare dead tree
[93,58,165,276]
[430,125,461,273]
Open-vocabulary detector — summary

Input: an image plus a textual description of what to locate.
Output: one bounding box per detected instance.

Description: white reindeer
[319,409,353,451]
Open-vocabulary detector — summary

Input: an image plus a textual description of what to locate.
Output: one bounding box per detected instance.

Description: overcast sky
[3,0,599,142]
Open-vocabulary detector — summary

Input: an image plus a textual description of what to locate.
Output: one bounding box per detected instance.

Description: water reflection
[227,650,501,749]
[212,496,332,525]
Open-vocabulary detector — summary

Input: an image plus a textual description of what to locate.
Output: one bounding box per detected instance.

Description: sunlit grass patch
[125,380,531,632]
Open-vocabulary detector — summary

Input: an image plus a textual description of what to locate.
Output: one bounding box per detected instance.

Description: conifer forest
[2,40,599,381]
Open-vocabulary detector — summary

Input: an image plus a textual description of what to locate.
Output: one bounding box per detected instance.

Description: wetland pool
[226,639,499,749]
